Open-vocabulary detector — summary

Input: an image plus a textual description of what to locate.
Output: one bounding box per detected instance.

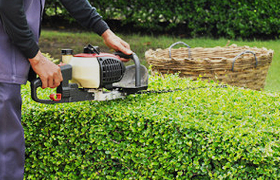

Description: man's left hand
[102,29,133,62]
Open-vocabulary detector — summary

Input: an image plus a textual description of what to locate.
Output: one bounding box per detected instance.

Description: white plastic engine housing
[69,57,100,88]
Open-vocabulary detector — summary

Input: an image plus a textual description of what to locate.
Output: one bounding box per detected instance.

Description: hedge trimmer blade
[132,85,228,95]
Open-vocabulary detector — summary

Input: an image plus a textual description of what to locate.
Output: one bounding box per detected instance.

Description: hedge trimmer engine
[31,44,148,104]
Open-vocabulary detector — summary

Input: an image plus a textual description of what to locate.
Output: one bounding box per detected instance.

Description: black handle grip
[30,64,72,104]
[30,78,54,104]
[114,51,133,59]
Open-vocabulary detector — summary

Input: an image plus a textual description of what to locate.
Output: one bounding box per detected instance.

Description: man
[0,0,132,179]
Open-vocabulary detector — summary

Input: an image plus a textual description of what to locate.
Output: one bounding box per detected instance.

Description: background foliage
[23,74,280,179]
[44,0,280,38]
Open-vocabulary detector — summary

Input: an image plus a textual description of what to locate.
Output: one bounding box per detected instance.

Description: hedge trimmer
[30,44,149,104]
[30,44,226,104]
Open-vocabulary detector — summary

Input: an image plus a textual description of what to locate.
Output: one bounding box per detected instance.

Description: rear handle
[30,64,72,104]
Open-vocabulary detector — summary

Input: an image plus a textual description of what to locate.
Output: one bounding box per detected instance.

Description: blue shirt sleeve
[0,0,109,59]
[59,0,109,35]
[0,0,40,58]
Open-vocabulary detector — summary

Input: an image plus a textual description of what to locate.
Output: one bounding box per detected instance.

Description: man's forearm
[59,0,109,35]
[0,0,39,58]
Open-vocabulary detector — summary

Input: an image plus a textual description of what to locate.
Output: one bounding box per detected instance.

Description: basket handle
[169,41,191,59]
[232,51,258,71]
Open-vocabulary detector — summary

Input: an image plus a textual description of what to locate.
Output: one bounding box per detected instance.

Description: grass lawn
[40,30,280,92]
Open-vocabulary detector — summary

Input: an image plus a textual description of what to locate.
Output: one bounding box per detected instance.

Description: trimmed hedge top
[22,74,280,179]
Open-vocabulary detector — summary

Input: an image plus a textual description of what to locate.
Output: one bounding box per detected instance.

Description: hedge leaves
[22,74,280,179]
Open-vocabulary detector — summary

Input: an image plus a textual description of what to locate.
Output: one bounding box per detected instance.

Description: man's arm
[59,0,109,36]
[0,0,39,58]
[60,0,132,57]
[0,0,62,88]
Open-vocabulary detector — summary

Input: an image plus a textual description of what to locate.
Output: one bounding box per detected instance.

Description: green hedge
[44,0,280,38]
[22,74,280,179]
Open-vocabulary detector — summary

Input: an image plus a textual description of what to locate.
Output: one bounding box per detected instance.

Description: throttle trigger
[50,93,62,101]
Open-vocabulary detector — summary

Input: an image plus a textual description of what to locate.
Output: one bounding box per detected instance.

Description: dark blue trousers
[0,83,24,180]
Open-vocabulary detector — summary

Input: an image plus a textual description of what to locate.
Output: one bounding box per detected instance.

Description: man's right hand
[29,51,63,89]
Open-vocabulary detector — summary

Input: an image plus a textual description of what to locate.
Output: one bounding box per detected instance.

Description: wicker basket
[145,42,274,90]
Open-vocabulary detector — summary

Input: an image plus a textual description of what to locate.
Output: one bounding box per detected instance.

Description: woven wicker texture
[145,42,274,90]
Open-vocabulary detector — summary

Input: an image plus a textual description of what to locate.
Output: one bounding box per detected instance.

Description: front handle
[114,51,141,87]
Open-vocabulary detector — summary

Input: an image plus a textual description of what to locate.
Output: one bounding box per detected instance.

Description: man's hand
[29,51,63,89]
[102,29,133,62]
